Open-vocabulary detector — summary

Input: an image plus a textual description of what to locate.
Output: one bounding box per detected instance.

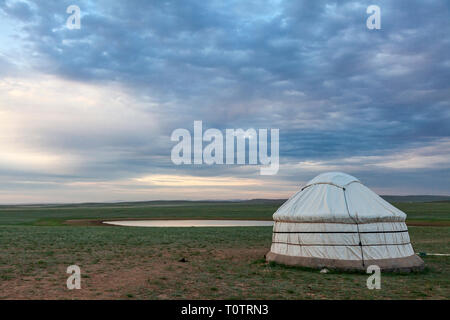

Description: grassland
[0,200,449,299]
[0,200,448,226]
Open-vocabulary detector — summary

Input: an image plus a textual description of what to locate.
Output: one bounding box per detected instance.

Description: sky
[0,0,449,203]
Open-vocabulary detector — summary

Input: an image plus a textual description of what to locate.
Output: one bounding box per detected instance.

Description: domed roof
[274,171,406,223]
[304,171,359,189]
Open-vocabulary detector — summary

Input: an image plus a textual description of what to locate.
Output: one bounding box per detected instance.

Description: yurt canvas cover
[266,172,424,271]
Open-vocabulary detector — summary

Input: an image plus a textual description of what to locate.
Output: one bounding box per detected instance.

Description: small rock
[179,257,188,263]
[320,268,329,274]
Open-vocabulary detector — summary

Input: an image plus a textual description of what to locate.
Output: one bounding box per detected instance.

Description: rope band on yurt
[300,180,361,191]
[343,187,365,267]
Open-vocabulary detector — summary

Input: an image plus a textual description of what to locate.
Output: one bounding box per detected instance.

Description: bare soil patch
[0,247,266,299]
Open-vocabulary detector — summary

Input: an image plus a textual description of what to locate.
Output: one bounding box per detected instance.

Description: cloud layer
[0,0,449,202]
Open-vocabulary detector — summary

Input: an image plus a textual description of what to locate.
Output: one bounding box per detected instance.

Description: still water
[103,220,274,227]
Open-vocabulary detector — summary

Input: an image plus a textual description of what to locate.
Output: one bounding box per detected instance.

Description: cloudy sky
[0,0,449,203]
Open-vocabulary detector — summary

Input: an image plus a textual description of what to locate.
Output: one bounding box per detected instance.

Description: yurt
[266,172,424,271]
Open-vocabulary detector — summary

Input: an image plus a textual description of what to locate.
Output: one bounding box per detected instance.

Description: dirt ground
[0,247,266,300]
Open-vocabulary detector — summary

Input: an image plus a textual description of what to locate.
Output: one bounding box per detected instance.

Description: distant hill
[1,196,449,208]
[380,195,450,203]
[238,196,450,204]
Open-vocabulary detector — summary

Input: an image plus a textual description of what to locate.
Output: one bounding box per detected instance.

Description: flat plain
[0,200,448,299]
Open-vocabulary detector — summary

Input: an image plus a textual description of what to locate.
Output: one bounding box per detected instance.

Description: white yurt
[266,172,424,271]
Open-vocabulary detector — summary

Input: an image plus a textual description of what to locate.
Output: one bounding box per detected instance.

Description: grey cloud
[0,0,448,200]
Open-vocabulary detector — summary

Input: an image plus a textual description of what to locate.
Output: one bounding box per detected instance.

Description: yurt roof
[273,172,406,223]
[303,172,359,189]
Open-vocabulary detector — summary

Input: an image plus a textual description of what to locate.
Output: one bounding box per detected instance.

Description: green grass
[0,202,278,226]
[0,200,448,299]
[392,202,450,222]
[0,224,448,299]
[0,200,448,226]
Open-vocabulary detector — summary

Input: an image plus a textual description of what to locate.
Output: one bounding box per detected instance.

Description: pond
[103,220,274,227]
